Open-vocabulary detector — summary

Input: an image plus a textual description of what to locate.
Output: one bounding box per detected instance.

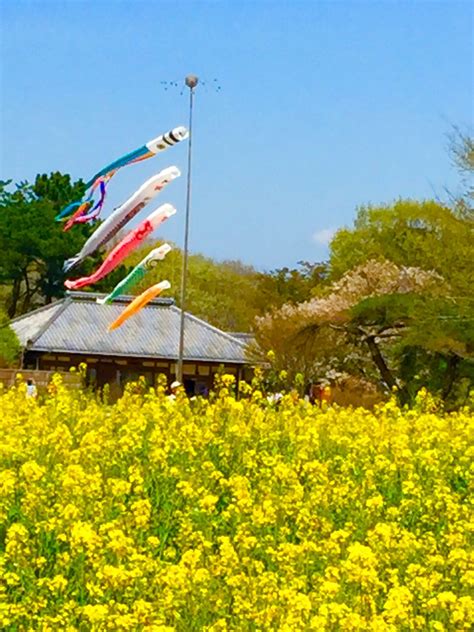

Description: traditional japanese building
[11,291,253,396]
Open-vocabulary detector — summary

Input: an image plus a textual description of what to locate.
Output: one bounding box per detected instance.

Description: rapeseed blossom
[0,376,472,630]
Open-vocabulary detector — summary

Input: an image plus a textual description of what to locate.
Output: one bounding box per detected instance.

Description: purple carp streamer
[62,174,113,231]
[56,126,188,229]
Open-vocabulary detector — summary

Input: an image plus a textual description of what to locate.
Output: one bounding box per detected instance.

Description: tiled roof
[11,292,249,364]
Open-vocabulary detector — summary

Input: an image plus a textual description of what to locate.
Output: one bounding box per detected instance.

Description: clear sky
[1,0,472,271]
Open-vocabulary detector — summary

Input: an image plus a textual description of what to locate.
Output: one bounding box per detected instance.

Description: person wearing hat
[168,380,182,401]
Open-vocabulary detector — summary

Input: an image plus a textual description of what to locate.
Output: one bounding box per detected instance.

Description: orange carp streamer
[108,280,171,331]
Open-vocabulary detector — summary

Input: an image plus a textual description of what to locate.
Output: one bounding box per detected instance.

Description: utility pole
[177,74,198,383]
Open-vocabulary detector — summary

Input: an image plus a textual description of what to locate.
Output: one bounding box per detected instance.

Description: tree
[329,199,473,295]
[447,126,473,219]
[349,292,473,405]
[254,258,473,406]
[253,261,329,312]
[0,310,21,367]
[323,198,473,404]
[0,174,97,317]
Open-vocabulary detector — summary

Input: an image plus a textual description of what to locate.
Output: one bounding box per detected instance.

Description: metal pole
[177,75,198,383]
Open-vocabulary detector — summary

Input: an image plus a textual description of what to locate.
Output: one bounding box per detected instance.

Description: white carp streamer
[63,167,180,272]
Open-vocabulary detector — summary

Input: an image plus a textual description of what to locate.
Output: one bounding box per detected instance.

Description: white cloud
[312,227,336,246]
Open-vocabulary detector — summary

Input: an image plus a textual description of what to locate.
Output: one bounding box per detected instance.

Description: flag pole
[177,74,198,384]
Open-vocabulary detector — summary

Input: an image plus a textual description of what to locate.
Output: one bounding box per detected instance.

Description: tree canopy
[329,199,473,294]
[255,198,473,407]
[0,174,91,317]
[0,309,21,367]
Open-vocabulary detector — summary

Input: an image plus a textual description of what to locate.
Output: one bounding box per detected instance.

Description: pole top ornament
[185,75,199,89]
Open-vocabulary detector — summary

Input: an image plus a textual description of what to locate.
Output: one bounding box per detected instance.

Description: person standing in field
[308,381,332,406]
[26,378,38,399]
[168,380,182,401]
[320,382,332,405]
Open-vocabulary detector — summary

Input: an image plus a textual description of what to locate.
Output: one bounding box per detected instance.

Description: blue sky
[1,0,472,271]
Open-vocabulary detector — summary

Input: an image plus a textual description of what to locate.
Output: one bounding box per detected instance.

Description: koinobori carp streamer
[60,173,114,231]
[96,244,172,305]
[63,167,180,272]
[64,204,176,290]
[56,126,188,227]
[108,281,172,331]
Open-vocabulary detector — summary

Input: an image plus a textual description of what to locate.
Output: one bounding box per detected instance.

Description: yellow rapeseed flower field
[0,374,472,631]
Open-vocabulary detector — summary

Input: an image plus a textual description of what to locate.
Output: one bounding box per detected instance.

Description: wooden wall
[0,368,81,389]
